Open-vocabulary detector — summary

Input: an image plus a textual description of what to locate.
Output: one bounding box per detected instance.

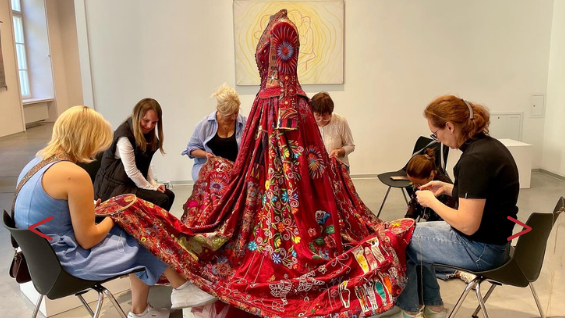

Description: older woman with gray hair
[182,83,247,180]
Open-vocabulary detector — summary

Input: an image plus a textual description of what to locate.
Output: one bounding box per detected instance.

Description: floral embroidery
[306,145,325,179]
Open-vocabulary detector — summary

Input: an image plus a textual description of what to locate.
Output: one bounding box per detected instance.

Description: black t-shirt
[206,131,239,162]
[452,134,519,245]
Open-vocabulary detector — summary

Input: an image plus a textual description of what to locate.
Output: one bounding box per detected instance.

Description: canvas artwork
[0,27,7,89]
[234,0,344,85]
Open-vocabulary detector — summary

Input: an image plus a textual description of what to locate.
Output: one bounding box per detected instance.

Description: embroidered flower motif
[215,262,232,277]
[315,210,330,225]
[272,252,282,264]
[281,192,289,203]
[308,228,317,237]
[324,235,337,248]
[277,223,286,233]
[277,41,294,61]
[306,146,325,179]
[248,241,257,251]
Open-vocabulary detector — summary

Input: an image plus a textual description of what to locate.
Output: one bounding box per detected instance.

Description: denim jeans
[396,221,510,312]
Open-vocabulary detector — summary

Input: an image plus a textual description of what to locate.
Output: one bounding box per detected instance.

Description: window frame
[11,0,32,99]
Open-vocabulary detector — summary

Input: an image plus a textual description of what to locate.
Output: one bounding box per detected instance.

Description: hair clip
[463,99,474,120]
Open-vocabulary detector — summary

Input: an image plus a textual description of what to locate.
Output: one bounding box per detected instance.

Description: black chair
[376,136,449,218]
[436,196,564,318]
[3,210,139,318]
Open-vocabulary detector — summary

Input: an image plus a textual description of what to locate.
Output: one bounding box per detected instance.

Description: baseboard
[349,174,379,179]
[538,169,565,182]
[164,174,382,187]
[167,171,565,185]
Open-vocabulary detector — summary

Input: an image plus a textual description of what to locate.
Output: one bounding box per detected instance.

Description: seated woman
[13,106,195,318]
[94,98,175,211]
[394,96,519,318]
[311,92,355,172]
[404,148,454,221]
[182,83,247,180]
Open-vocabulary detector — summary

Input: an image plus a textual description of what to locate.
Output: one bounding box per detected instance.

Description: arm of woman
[65,165,114,249]
[419,193,485,235]
[116,137,158,190]
[183,120,211,159]
[190,148,214,159]
[420,180,454,197]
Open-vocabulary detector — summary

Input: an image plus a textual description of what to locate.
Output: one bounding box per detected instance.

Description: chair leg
[102,287,128,318]
[447,279,479,318]
[471,283,497,318]
[475,281,490,318]
[77,293,94,317]
[92,290,105,318]
[31,294,43,318]
[401,188,409,205]
[377,186,392,219]
[529,283,545,318]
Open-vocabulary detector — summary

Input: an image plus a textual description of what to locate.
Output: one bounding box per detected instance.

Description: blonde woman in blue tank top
[14,106,210,318]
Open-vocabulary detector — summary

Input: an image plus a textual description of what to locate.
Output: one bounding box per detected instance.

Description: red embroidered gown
[103,9,415,317]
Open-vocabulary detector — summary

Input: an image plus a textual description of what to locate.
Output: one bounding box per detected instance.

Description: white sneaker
[127,304,170,318]
[389,310,424,318]
[423,306,448,318]
[170,282,217,309]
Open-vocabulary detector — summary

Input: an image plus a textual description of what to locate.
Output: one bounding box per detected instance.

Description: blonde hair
[37,106,112,163]
[212,83,240,116]
[131,98,165,154]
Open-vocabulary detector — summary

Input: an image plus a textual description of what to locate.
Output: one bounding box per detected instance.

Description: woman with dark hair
[392,96,519,318]
[94,98,175,211]
[404,148,454,221]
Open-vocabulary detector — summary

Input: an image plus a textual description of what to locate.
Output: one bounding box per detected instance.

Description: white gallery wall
[542,0,565,177]
[80,0,555,183]
[46,0,84,121]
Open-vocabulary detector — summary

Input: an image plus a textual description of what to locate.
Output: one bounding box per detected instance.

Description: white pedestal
[498,139,532,189]
[19,276,131,317]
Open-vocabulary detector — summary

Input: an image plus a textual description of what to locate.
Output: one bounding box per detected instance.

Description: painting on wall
[0,26,7,90]
[234,0,344,85]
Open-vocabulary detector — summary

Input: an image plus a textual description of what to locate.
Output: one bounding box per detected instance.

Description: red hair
[424,95,490,141]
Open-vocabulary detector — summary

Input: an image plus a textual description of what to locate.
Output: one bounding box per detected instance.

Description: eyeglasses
[314,113,331,123]
[430,128,440,141]
[315,117,331,123]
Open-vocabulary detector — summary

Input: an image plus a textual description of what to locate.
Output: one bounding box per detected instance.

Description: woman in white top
[94,98,175,211]
[311,92,355,171]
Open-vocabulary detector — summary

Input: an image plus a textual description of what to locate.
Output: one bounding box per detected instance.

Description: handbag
[9,250,31,283]
[8,153,71,284]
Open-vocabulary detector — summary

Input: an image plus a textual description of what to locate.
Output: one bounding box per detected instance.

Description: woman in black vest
[94,98,175,211]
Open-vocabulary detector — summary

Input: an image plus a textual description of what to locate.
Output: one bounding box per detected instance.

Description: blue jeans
[396,222,510,312]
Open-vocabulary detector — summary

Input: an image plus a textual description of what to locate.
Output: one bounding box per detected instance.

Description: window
[11,0,31,98]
